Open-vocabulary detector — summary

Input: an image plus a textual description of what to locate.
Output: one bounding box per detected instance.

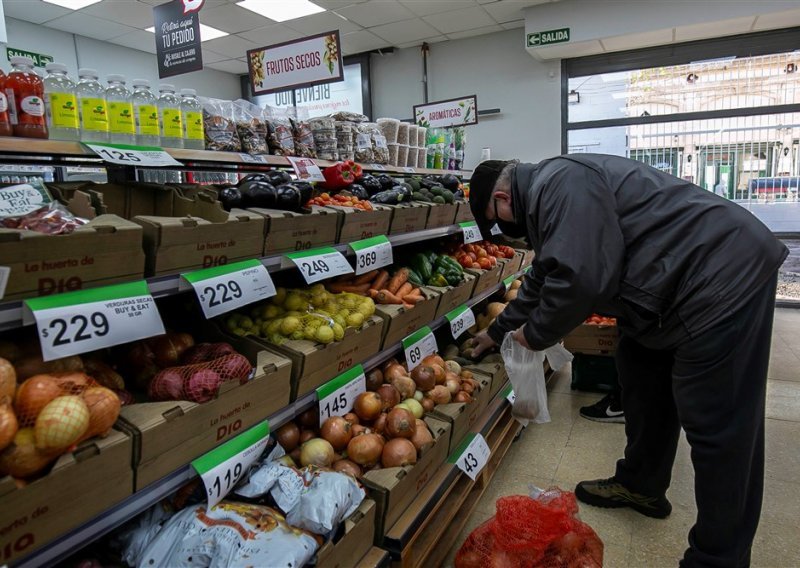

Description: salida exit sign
[527,27,570,47]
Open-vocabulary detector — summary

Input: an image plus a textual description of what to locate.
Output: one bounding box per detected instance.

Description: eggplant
[395,184,413,199]
[376,174,395,190]
[348,183,369,200]
[217,186,243,211]
[275,183,305,212]
[439,173,460,191]
[360,174,383,196]
[265,169,292,186]
[238,173,269,185]
[455,189,465,200]
[419,176,440,190]
[239,180,277,209]
[292,181,314,203]
[370,187,408,205]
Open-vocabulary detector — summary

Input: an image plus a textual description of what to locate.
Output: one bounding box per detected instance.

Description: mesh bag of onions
[455,489,603,568]
[147,351,252,404]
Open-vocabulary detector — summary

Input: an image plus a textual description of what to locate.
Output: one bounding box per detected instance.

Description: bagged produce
[147,353,252,403]
[113,501,175,567]
[201,98,241,152]
[232,99,269,155]
[455,489,603,568]
[266,108,295,156]
[290,109,317,158]
[309,116,338,161]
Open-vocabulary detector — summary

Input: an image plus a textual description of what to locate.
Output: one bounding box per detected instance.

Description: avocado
[433,195,446,204]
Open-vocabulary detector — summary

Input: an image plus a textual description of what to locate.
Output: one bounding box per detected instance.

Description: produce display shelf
[0,137,471,177]
[11,268,527,568]
[0,223,466,331]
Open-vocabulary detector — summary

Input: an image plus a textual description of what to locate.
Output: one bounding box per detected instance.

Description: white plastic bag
[501,332,573,426]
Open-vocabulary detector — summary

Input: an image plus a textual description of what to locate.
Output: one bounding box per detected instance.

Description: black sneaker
[575,477,672,519]
[580,394,625,423]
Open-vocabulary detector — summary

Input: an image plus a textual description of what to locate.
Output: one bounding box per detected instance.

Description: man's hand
[470,330,497,359]
[513,326,531,349]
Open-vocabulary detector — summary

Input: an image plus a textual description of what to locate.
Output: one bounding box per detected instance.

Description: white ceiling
[4,0,559,75]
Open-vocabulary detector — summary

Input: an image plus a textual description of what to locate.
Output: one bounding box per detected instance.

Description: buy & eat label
[85,142,181,167]
[460,221,482,244]
[317,364,366,424]
[192,421,270,509]
[181,259,276,319]
[239,153,269,164]
[287,156,325,182]
[25,280,165,361]
[449,432,491,481]
[402,325,437,371]
[350,235,392,275]
[285,246,353,284]
[445,304,475,340]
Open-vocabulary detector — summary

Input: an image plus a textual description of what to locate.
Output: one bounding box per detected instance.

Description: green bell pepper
[427,273,449,287]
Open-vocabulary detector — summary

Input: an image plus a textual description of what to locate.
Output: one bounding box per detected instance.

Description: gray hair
[494,161,519,191]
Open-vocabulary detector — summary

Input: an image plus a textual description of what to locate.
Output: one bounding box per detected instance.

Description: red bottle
[0,69,12,137]
[6,56,48,139]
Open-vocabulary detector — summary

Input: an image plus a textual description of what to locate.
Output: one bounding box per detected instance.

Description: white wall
[371,29,561,170]
[2,17,241,99]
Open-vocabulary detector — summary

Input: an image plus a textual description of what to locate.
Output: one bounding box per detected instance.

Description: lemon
[285,310,304,317]
[337,309,351,321]
[284,292,307,312]
[315,325,335,344]
[266,319,282,335]
[310,283,326,294]
[254,318,263,327]
[321,301,339,315]
[346,312,364,328]
[290,330,304,341]
[224,315,240,333]
[281,316,302,336]
[303,327,318,340]
[332,314,346,328]
[332,322,344,340]
[232,327,247,337]
[273,287,287,305]
[310,291,329,307]
[239,316,254,330]
[305,317,322,329]
[268,332,285,345]
[341,295,357,309]
[264,305,282,319]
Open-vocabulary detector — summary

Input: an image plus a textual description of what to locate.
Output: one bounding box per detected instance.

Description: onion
[168,332,195,356]
[366,369,383,391]
[444,360,462,375]
[0,358,16,399]
[350,424,371,437]
[148,335,181,368]
[386,407,416,439]
[184,369,221,403]
[460,370,474,381]
[427,385,451,405]
[421,397,435,413]
[410,419,434,452]
[299,429,316,444]
[52,372,92,393]
[376,384,400,410]
[35,396,90,451]
[180,343,217,365]
[354,392,382,421]
[114,389,135,406]
[431,364,446,385]
[343,412,360,426]
[391,376,416,400]
[422,354,445,369]
[454,391,473,403]
[401,398,424,419]
[300,438,334,467]
[384,363,407,383]
[414,390,424,401]
[462,377,480,391]
[320,416,353,451]
[80,387,121,441]
[445,377,461,395]
[347,433,383,466]
[410,365,436,391]
[298,408,319,429]
[276,422,300,451]
[333,458,362,478]
[147,369,184,402]
[0,428,55,478]
[372,413,387,435]
[289,447,301,465]
[0,397,18,452]
[14,375,62,426]
[382,358,400,372]
[216,354,252,383]
[461,381,475,395]
[381,438,417,468]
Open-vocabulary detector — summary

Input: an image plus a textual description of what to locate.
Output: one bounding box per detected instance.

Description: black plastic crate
[571,353,618,393]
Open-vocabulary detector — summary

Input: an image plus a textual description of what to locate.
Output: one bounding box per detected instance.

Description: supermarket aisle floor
[445,308,800,567]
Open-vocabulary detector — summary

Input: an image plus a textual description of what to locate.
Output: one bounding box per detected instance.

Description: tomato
[467,252,477,262]
[458,256,472,269]
[471,262,481,269]
[478,257,492,269]
[487,256,497,266]
[476,248,488,258]
[464,244,476,254]
[486,244,499,256]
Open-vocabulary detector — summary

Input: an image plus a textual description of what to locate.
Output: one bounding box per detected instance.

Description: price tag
[285,247,353,284]
[85,142,181,167]
[287,156,325,182]
[490,223,502,236]
[370,163,387,171]
[317,364,367,424]
[350,235,393,275]
[192,421,270,509]
[449,433,491,481]
[502,384,516,405]
[445,304,475,339]
[460,221,482,244]
[239,153,268,164]
[182,260,276,319]
[402,326,437,371]
[25,281,165,362]
[503,275,516,291]
[402,166,415,173]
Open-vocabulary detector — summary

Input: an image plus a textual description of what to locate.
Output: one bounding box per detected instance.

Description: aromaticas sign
[247,31,344,96]
[414,95,478,129]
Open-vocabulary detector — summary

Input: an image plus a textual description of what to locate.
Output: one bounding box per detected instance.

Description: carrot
[328,282,370,294]
[404,288,423,301]
[369,289,379,299]
[373,270,390,290]
[377,290,403,304]
[354,269,379,285]
[386,268,409,294]
[396,282,414,299]
[403,302,415,309]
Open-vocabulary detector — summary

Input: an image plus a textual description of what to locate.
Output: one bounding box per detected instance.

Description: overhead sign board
[526,27,570,47]
[413,95,477,129]
[6,47,53,68]
[153,0,204,79]
[247,31,345,96]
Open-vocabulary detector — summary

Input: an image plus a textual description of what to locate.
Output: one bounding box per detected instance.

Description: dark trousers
[613,277,777,567]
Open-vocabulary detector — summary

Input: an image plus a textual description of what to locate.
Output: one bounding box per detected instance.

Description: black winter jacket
[487,154,788,351]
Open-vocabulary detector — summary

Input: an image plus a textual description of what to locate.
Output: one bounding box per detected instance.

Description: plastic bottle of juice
[76,68,109,143]
[106,74,135,145]
[43,62,79,141]
[158,84,183,149]
[131,79,160,147]
[6,56,47,139]
[180,88,204,150]
[0,69,13,137]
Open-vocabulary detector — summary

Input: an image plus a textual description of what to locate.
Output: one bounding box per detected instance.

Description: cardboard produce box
[564,323,618,356]
[464,359,507,400]
[454,200,474,223]
[0,429,133,564]
[501,251,525,279]
[429,369,493,455]
[425,202,458,229]
[387,202,430,235]
[327,204,393,243]
[520,248,535,269]
[262,316,384,400]
[425,272,477,319]
[374,288,440,348]
[355,547,391,568]
[254,207,339,255]
[317,499,377,568]
[119,344,292,489]
[362,415,451,538]
[465,263,503,296]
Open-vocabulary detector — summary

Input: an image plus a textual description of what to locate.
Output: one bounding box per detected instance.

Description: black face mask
[496,219,528,240]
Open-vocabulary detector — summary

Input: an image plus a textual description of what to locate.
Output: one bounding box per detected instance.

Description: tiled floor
[445,308,800,567]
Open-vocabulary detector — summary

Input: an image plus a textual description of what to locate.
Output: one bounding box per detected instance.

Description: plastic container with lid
[0,70,13,137]
[106,74,135,145]
[180,88,203,149]
[131,79,160,147]
[6,56,48,139]
[158,84,183,149]
[76,68,109,143]
[43,63,79,141]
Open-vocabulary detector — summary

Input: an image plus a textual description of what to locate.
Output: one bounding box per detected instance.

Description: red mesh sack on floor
[455,490,603,568]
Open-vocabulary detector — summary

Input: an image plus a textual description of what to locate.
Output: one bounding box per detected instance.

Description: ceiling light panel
[42,0,101,9]
[145,24,229,42]
[237,0,326,23]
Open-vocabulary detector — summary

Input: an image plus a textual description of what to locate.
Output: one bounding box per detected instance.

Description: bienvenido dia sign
[247,31,345,96]
[413,95,478,129]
